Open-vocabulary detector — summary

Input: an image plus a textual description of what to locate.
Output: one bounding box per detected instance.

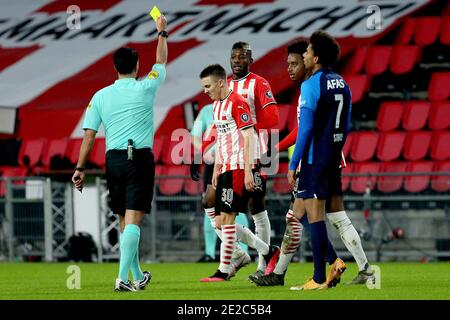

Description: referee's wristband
[158,30,168,38]
[75,167,85,172]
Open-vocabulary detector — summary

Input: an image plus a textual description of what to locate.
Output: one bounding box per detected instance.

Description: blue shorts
[296,163,343,199]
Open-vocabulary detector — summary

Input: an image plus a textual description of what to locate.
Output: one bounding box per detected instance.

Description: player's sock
[129,227,144,281]
[252,211,271,271]
[274,209,302,275]
[213,217,246,260]
[118,224,140,282]
[310,221,328,284]
[300,214,337,264]
[235,224,269,255]
[236,213,249,253]
[219,224,236,274]
[327,211,370,272]
[204,209,218,259]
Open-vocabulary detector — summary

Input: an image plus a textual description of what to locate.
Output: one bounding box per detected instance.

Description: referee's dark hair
[199,64,227,80]
[309,30,341,68]
[113,47,139,74]
[287,39,308,55]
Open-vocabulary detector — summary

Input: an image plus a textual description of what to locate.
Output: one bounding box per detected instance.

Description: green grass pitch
[0,262,449,300]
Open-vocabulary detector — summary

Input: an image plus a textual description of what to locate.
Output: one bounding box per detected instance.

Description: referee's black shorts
[105,148,155,216]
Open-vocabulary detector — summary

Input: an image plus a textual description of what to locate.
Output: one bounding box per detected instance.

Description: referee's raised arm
[155,15,168,65]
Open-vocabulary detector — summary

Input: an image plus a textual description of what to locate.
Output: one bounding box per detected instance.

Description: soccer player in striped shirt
[198,64,280,282]
[228,42,280,281]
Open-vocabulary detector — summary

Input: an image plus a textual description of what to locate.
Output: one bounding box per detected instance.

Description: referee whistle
[127,139,133,160]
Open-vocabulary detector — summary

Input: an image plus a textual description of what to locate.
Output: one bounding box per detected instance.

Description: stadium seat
[273,104,290,132]
[90,138,106,168]
[390,45,419,75]
[440,17,450,45]
[345,74,368,104]
[428,72,450,101]
[66,138,83,165]
[377,162,407,193]
[350,162,380,194]
[350,131,379,162]
[428,101,450,130]
[161,136,191,165]
[376,131,405,162]
[18,138,46,167]
[376,101,405,132]
[342,132,353,158]
[158,165,187,195]
[41,138,69,168]
[403,131,432,161]
[414,17,441,46]
[152,135,164,163]
[344,47,367,74]
[0,166,28,197]
[272,162,291,194]
[341,164,352,192]
[430,130,450,161]
[404,161,434,193]
[395,18,416,44]
[402,101,430,131]
[364,46,392,75]
[431,161,450,192]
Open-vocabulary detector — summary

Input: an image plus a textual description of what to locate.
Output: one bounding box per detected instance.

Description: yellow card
[149,6,162,22]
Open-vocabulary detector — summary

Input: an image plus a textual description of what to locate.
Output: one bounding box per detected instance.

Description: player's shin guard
[219,224,236,274]
[252,211,271,271]
[327,211,370,272]
[235,224,269,255]
[274,210,302,275]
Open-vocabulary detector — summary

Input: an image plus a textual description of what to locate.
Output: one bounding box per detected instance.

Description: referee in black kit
[72,15,168,292]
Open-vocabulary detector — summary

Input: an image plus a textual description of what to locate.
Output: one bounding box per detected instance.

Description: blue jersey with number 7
[289,69,352,171]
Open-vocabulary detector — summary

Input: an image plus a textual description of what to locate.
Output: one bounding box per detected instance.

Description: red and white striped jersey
[213,90,260,173]
[228,72,277,154]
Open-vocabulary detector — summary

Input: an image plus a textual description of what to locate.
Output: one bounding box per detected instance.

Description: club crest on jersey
[241,113,250,122]
[148,70,159,79]
[265,90,273,99]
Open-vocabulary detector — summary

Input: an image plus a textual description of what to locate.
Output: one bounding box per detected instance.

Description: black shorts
[203,163,214,192]
[215,168,265,214]
[296,163,343,199]
[106,148,155,215]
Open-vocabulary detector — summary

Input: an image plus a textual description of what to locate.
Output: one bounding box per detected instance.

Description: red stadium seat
[377,162,407,193]
[152,135,164,163]
[0,166,28,196]
[428,101,450,130]
[390,45,419,75]
[430,130,450,161]
[90,138,106,168]
[402,101,430,131]
[18,138,46,167]
[342,132,353,158]
[273,104,290,132]
[376,131,405,162]
[376,101,405,132]
[66,138,83,165]
[414,17,441,46]
[345,47,367,74]
[440,17,450,45]
[395,18,416,44]
[364,46,392,75]
[428,72,450,101]
[350,131,379,162]
[403,131,432,161]
[158,165,187,195]
[431,161,450,192]
[272,162,291,194]
[350,162,380,194]
[341,164,352,192]
[161,136,191,165]
[42,138,69,167]
[404,161,434,193]
[345,74,368,104]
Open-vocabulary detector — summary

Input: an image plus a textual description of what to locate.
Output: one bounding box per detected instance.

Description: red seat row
[347,130,449,162]
[395,16,449,46]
